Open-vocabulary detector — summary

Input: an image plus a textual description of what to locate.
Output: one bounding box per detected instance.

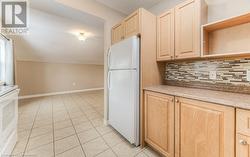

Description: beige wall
[16,61,104,96]
[207,0,250,22]
[150,0,250,23]
[56,0,125,123]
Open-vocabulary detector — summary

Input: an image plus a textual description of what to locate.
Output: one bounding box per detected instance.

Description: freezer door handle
[107,48,111,69]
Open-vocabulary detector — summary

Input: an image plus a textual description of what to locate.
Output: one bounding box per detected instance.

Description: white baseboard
[19,87,104,99]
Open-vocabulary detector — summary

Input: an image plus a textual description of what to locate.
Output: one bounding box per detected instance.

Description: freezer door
[109,36,139,70]
[108,70,139,145]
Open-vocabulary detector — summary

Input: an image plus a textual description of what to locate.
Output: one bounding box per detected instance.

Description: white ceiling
[14,0,105,65]
[95,0,163,15]
[14,0,163,65]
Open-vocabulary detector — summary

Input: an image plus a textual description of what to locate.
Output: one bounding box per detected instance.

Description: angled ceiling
[95,0,163,15]
[13,0,163,65]
[14,0,105,65]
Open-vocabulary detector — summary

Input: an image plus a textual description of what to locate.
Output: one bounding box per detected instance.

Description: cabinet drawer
[237,109,250,136]
[236,133,250,157]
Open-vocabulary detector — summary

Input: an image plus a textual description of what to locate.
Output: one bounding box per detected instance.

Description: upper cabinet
[157,0,250,61]
[157,0,207,61]
[175,0,205,59]
[111,10,141,44]
[124,10,140,38]
[112,23,124,44]
[157,9,175,61]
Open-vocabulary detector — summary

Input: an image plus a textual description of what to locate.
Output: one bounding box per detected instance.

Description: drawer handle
[239,140,248,145]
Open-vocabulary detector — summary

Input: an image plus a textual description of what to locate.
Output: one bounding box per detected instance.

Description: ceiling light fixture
[78,33,87,41]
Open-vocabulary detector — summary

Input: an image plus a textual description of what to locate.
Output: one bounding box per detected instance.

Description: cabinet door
[236,109,250,157]
[237,134,250,157]
[157,9,175,61]
[112,23,124,44]
[175,0,201,59]
[124,10,140,38]
[175,97,235,157]
[144,91,174,157]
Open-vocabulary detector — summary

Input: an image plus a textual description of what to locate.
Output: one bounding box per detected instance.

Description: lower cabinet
[236,109,250,157]
[144,91,175,157]
[175,97,235,157]
[236,134,250,157]
[144,91,236,157]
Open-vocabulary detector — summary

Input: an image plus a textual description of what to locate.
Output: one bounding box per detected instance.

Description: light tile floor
[11,90,161,157]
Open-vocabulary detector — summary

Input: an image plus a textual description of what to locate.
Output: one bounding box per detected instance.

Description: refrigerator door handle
[107,71,111,89]
[107,48,111,69]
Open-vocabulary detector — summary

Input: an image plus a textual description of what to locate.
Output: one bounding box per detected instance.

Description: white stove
[0,86,19,156]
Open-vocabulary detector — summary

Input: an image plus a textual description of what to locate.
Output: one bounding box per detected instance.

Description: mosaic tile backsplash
[165,58,250,94]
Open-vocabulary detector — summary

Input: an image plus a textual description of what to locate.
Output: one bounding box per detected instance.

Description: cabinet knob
[239,140,248,145]
[175,99,179,103]
[175,55,178,58]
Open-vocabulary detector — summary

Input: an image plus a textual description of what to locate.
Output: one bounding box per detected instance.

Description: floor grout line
[74,94,118,157]
[16,91,155,157]
[21,97,43,157]
[53,144,82,156]
[77,94,146,157]
[51,96,56,157]
[61,94,87,157]
[76,93,103,117]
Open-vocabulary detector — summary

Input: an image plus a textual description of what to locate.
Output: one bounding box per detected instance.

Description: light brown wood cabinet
[111,23,124,44]
[237,134,250,157]
[111,10,140,44]
[144,90,236,157]
[236,109,250,157]
[124,10,140,38]
[157,9,175,61]
[144,91,174,157]
[202,12,250,58]
[175,97,235,157]
[157,0,207,61]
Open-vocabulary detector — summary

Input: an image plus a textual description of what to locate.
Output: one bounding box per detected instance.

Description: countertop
[0,85,18,97]
[144,85,250,110]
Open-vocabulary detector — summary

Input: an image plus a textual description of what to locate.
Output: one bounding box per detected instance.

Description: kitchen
[107,0,250,157]
[0,0,250,157]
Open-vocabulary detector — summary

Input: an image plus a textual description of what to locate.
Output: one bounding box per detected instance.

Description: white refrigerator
[107,36,140,146]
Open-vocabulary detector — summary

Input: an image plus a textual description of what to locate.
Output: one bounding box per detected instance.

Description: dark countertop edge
[144,85,250,110]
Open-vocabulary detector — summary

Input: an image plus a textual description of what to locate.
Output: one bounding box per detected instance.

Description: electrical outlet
[247,70,250,82]
[72,82,76,86]
[209,71,217,80]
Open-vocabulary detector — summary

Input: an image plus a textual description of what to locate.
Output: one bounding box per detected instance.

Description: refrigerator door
[108,69,139,145]
[109,36,139,70]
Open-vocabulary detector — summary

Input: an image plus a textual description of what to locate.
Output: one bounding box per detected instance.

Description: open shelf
[203,13,250,32]
[202,12,250,58]
[202,51,250,59]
